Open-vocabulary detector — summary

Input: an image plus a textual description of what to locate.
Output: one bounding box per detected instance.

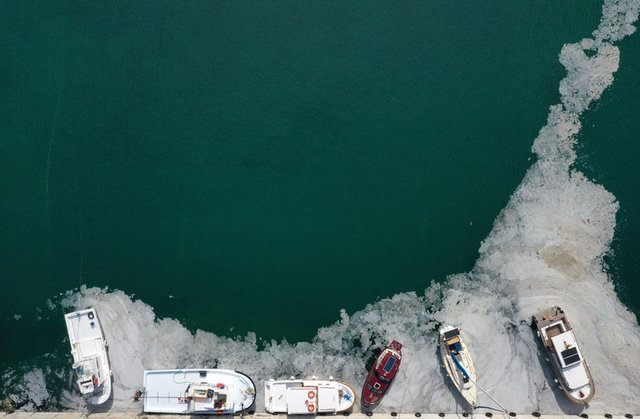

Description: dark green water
[1,0,638,382]
[577,27,640,320]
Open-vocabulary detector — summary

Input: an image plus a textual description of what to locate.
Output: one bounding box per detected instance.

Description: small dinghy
[532,306,595,404]
[64,308,112,405]
[361,340,402,411]
[439,325,477,408]
[142,369,256,414]
[265,378,356,414]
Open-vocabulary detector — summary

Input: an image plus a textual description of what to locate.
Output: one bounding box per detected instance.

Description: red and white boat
[361,340,402,410]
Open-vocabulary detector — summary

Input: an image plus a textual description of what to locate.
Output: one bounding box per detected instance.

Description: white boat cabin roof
[286,386,337,414]
[266,380,345,414]
[550,331,589,389]
[550,331,582,367]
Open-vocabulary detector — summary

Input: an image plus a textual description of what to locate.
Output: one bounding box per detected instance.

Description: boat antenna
[449,351,508,413]
[469,377,508,413]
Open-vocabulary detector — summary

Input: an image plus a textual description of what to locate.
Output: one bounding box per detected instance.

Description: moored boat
[142,369,256,414]
[361,340,402,410]
[532,306,595,404]
[64,308,112,405]
[265,378,356,414]
[439,325,477,408]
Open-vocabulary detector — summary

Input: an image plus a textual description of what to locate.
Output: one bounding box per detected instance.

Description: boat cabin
[443,328,463,354]
[550,331,582,367]
[549,331,589,389]
[267,383,340,414]
[185,383,230,412]
[73,357,101,394]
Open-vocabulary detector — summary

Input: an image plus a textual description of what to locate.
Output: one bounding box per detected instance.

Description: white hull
[439,326,477,408]
[143,369,256,414]
[64,308,112,405]
[265,379,356,414]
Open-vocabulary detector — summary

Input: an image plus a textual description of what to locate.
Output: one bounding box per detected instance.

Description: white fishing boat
[439,325,477,408]
[264,378,356,414]
[64,308,112,405]
[533,306,595,404]
[142,369,256,414]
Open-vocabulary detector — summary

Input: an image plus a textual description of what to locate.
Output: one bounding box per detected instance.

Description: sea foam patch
[441,0,640,412]
[56,287,435,412]
[3,0,640,414]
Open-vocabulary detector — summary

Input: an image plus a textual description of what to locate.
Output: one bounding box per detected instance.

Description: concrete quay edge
[0,413,637,419]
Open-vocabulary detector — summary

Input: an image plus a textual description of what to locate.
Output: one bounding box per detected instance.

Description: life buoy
[308,404,315,412]
[308,390,315,399]
[93,377,99,386]
[88,311,95,320]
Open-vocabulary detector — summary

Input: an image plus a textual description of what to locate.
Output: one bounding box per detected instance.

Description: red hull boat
[361,340,402,410]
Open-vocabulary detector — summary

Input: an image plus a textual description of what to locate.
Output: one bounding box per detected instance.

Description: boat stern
[566,383,595,404]
[335,381,356,412]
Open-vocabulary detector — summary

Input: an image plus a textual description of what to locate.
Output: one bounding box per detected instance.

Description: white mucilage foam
[5,0,640,414]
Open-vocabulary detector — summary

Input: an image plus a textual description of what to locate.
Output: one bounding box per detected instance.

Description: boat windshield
[193,388,214,398]
[376,371,391,383]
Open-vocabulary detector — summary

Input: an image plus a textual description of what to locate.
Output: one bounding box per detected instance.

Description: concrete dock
[0,413,636,419]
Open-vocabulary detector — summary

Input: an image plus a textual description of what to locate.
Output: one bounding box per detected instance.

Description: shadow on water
[435,344,475,414]
[528,319,586,416]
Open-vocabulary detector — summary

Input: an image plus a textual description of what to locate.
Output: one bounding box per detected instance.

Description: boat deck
[65,310,103,344]
[545,324,563,338]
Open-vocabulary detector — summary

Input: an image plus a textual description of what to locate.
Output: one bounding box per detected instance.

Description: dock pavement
[0,412,636,419]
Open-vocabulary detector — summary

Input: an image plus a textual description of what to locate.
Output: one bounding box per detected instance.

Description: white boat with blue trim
[142,369,256,415]
[64,308,112,405]
[439,325,477,408]
[265,378,356,414]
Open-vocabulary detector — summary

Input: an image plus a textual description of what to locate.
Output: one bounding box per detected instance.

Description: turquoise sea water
[1,0,639,413]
